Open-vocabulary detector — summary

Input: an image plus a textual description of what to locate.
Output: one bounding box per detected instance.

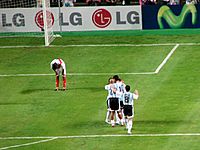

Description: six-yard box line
[0,43,180,77]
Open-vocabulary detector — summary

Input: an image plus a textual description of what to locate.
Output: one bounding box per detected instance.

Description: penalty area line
[0,72,156,77]
[154,44,179,74]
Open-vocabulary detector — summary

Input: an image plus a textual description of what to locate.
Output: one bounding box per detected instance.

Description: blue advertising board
[142,4,200,29]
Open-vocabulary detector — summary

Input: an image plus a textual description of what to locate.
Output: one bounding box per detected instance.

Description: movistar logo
[157,4,197,29]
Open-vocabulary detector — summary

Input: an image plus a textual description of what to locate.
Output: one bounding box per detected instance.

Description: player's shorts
[109,98,120,111]
[123,105,133,117]
[56,68,66,76]
[106,99,110,109]
[120,101,124,109]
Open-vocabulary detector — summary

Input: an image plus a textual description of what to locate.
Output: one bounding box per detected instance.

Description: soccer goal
[0,0,56,46]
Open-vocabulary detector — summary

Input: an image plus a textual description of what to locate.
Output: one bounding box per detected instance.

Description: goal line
[0,42,199,48]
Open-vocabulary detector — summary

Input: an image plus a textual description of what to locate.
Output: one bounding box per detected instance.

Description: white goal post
[0,0,56,46]
[42,0,55,46]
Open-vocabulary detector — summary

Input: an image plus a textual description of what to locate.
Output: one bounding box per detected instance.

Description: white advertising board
[0,6,142,32]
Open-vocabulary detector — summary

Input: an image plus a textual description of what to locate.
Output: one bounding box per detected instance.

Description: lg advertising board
[0,6,142,32]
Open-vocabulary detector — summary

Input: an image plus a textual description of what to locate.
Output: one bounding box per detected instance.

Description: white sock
[128,119,132,133]
[121,109,124,120]
[125,118,128,129]
[120,119,124,126]
[115,112,120,123]
[111,120,115,127]
[105,111,110,122]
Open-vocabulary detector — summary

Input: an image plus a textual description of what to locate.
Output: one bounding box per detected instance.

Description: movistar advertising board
[142,4,199,29]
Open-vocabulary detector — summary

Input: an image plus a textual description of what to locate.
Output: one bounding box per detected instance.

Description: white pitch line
[0,137,57,150]
[155,44,179,74]
[0,72,155,77]
[1,133,200,149]
[0,42,199,49]
[0,74,54,77]
[67,72,156,76]
[1,133,200,140]
[50,43,176,47]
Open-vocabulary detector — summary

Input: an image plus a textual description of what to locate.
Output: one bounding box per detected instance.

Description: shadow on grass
[0,101,42,105]
[20,89,54,94]
[66,120,108,130]
[20,87,103,94]
[135,120,189,125]
[68,86,103,92]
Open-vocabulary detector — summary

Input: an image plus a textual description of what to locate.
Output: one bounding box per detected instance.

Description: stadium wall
[1,4,200,33]
[0,6,142,32]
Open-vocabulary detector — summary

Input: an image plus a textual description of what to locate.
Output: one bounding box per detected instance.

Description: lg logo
[92,8,140,28]
[35,10,54,29]
[92,9,112,28]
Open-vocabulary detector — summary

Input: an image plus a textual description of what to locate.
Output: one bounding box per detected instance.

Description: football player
[123,85,139,134]
[50,58,67,91]
[105,76,123,127]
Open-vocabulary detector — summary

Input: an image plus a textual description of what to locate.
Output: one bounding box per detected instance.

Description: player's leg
[125,116,128,129]
[115,98,124,126]
[120,100,125,120]
[127,116,133,134]
[62,70,67,90]
[115,111,120,124]
[109,98,117,127]
[55,74,59,91]
[105,99,111,124]
[119,100,124,125]
[116,111,124,126]
[127,106,133,134]
[105,110,111,124]
[54,69,60,91]
[63,75,67,90]
[110,111,115,127]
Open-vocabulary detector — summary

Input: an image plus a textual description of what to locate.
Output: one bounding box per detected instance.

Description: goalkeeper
[50,58,67,91]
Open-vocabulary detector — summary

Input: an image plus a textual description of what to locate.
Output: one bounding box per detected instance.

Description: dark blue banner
[142,4,200,29]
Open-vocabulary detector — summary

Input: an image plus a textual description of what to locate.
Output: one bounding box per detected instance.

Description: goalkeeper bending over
[50,58,67,91]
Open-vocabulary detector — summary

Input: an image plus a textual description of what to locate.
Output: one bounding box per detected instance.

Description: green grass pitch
[0,29,200,150]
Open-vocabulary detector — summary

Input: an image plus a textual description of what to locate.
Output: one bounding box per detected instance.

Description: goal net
[0,0,55,46]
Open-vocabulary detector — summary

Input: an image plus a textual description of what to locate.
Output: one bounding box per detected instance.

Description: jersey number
[125,95,130,103]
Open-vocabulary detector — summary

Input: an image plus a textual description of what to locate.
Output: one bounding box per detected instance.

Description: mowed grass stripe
[0,46,173,74]
[0,34,200,150]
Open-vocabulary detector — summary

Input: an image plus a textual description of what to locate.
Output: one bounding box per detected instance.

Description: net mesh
[0,0,56,46]
[0,0,38,8]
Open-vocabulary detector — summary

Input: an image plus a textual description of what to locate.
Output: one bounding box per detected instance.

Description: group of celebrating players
[105,75,139,134]
[50,58,139,134]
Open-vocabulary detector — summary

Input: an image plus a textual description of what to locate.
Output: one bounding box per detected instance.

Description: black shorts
[120,101,124,109]
[109,98,120,111]
[123,105,133,117]
[106,99,110,109]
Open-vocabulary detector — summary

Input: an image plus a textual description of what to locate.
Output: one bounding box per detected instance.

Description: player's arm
[61,62,67,76]
[105,84,111,90]
[50,60,55,69]
[133,90,139,100]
